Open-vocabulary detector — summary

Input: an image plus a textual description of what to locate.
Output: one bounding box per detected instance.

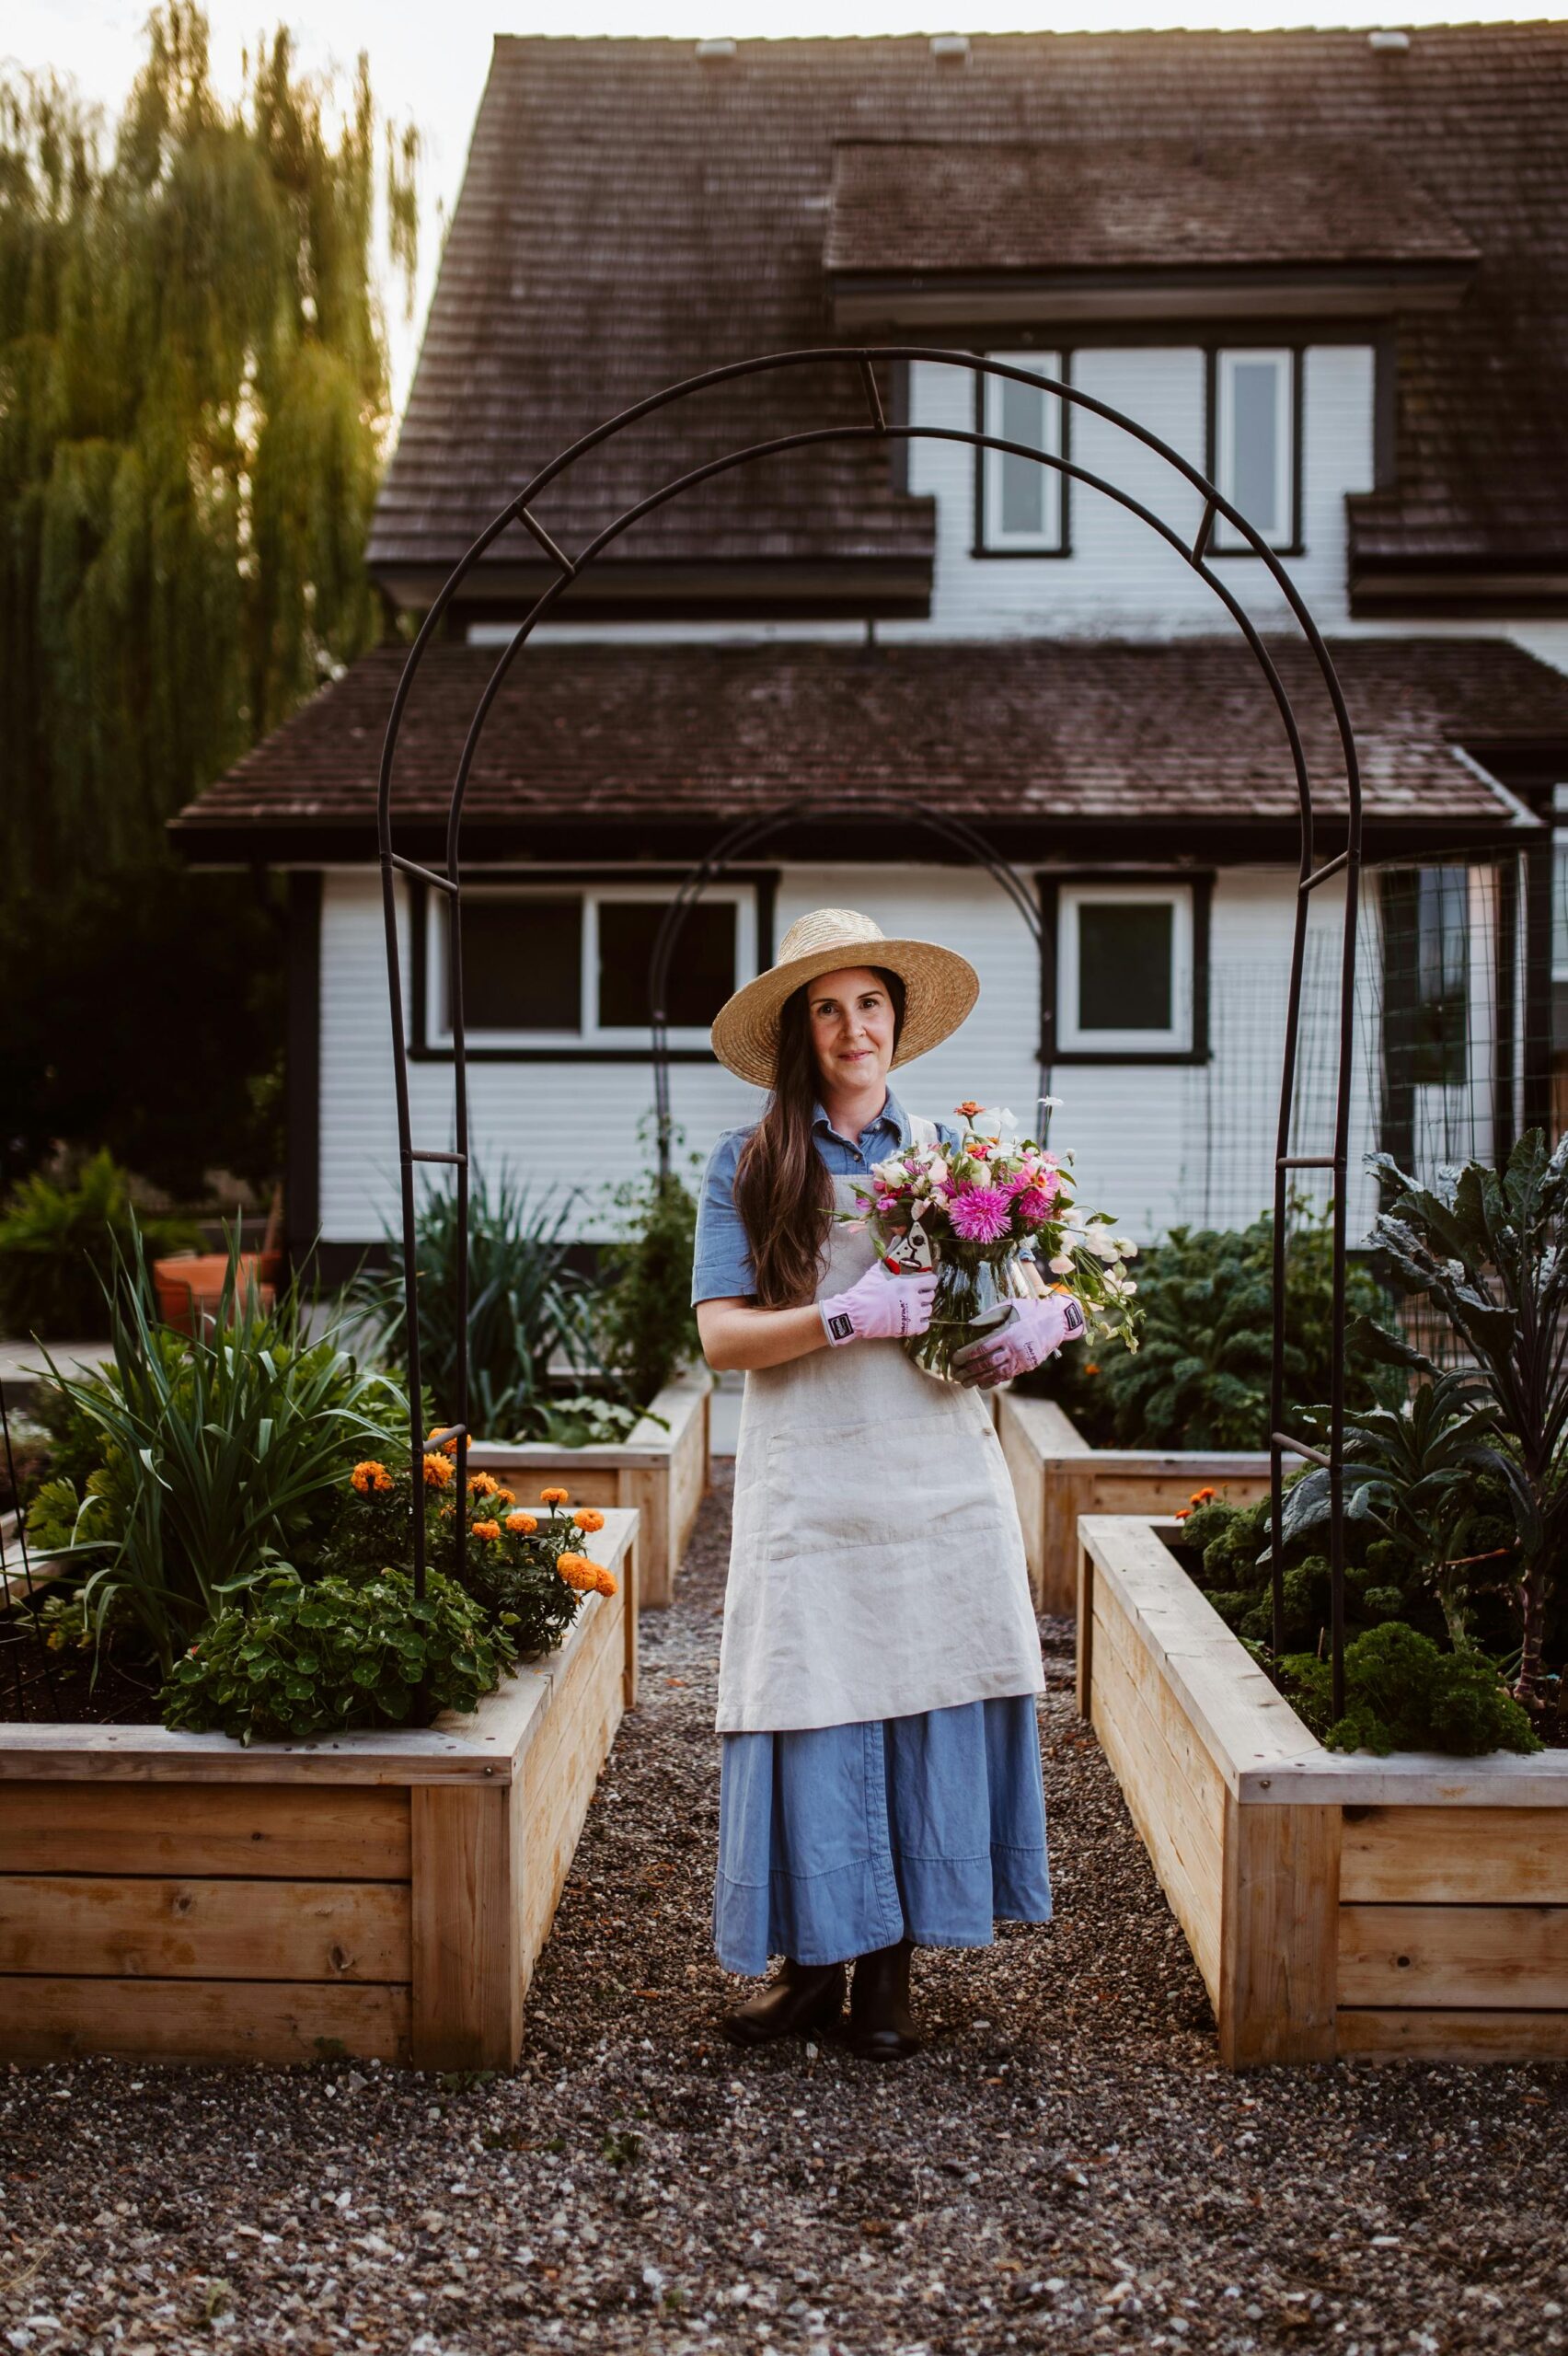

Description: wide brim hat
[710,907,978,1090]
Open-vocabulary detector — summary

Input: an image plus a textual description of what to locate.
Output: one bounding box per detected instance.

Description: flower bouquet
[842,1100,1142,1383]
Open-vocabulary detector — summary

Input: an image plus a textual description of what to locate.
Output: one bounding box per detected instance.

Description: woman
[692,907,1081,2062]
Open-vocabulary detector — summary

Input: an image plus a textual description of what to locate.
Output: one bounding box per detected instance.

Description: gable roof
[169,633,1562,865]
[369,26,1568,608]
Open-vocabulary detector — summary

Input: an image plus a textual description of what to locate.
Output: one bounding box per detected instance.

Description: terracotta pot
[151,1253,276,1336]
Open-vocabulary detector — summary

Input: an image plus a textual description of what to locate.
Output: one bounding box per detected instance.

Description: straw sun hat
[709,907,979,1090]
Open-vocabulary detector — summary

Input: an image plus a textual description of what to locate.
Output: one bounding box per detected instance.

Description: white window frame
[1213,347,1296,552]
[981,350,1066,553]
[430,882,757,1049]
[1058,881,1193,1056]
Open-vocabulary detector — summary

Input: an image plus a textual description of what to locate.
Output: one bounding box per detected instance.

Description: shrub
[1022,1206,1390,1449]
[0,1150,198,1339]
[32,1232,409,1674]
[1366,1131,1568,1705]
[161,1565,515,1744]
[1279,1623,1540,1757]
[344,1169,601,1441]
[594,1139,701,1409]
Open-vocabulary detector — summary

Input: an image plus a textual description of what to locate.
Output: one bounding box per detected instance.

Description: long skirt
[713,1692,1052,1977]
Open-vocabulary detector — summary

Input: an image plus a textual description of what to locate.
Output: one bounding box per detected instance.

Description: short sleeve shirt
[690,1091,960,1306]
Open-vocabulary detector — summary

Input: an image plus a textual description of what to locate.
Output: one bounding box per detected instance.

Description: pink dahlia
[1012,1185,1054,1229]
[948,1185,1013,1244]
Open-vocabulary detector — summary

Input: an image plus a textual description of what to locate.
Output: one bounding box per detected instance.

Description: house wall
[316,860,1394,1250]
[894,344,1376,641]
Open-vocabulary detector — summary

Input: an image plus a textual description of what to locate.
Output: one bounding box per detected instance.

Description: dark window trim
[972,349,1073,560]
[284,872,321,1268]
[1205,345,1304,559]
[1037,869,1213,1068]
[407,866,777,1064]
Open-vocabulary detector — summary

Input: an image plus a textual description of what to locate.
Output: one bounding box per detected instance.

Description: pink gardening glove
[819,1261,940,1345]
[951,1290,1086,1389]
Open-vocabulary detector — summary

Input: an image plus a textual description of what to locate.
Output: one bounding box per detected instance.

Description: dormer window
[978,351,1067,555]
[1211,348,1298,552]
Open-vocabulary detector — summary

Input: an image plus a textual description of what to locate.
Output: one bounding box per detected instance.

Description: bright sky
[4,0,1539,414]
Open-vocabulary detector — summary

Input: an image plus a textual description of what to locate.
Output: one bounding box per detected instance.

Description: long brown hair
[733,966,906,1308]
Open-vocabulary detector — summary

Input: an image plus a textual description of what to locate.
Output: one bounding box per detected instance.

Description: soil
[1,1467,1566,2355]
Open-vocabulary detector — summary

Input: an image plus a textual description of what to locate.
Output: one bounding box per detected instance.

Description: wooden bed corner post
[409,1776,523,2071]
[1218,1796,1341,2067]
[1075,1537,1094,1721]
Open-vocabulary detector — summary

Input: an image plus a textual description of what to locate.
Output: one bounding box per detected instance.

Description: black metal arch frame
[376,346,1363,1712]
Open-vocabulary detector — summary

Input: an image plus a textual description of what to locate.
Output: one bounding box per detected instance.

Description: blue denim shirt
[691,1091,960,1306]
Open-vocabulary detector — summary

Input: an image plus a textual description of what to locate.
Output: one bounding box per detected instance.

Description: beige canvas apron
[715,1129,1045,1735]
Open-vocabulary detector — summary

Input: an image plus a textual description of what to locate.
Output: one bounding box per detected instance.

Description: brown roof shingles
[171,635,1566,848]
[368,28,1568,589]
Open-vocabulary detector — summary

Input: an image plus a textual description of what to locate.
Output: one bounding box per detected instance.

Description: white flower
[1047,1253,1074,1275]
[1041,1094,1064,1110]
[1113,1236,1139,1256]
[874,1158,908,1184]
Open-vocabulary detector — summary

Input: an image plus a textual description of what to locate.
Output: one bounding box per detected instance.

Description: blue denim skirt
[713,1693,1052,1976]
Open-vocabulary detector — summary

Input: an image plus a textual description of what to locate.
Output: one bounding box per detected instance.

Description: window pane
[599,899,737,1030]
[1413,867,1468,1087]
[998,378,1046,537]
[1078,903,1173,1033]
[1229,359,1282,534]
[455,897,582,1031]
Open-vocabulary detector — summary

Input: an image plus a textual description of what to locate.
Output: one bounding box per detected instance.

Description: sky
[4,0,1547,414]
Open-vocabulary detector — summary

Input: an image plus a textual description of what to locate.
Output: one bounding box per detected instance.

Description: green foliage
[344,1170,603,1443]
[1366,1131,1568,1700]
[1280,1623,1541,1757]
[593,1139,701,1410]
[1024,1207,1390,1449]
[0,10,419,1191]
[1185,1486,1441,1657]
[530,1394,651,1449]
[160,1565,513,1743]
[0,1149,198,1337]
[34,1230,409,1673]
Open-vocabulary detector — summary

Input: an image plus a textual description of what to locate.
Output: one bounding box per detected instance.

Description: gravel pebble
[2,1466,1566,2353]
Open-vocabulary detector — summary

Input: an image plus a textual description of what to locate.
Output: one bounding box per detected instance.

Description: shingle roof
[824,138,1478,277]
[170,635,1563,855]
[369,27,1568,592]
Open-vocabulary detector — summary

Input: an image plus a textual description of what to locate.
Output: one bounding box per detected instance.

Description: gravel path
[3,1468,1566,2356]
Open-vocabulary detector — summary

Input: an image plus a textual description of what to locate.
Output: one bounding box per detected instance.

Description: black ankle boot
[848,1936,921,2061]
[722,1958,846,2048]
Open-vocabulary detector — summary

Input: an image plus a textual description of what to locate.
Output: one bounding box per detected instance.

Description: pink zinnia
[948,1185,1012,1243]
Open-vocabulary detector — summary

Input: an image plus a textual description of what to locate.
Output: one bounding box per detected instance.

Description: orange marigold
[505,1510,538,1536]
[472,1519,502,1541]
[589,1563,617,1598]
[494,1486,516,1507]
[555,1551,594,1589]
[572,1507,605,1533]
[539,1486,571,1507]
[1189,1486,1217,1507]
[422,1453,455,1488]
[468,1472,500,1497]
[351,1460,395,1496]
[440,1434,459,1457]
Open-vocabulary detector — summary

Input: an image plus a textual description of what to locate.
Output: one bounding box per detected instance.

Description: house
[169,27,1568,1276]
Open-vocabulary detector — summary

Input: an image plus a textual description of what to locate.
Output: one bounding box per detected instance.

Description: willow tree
[0,6,419,1191]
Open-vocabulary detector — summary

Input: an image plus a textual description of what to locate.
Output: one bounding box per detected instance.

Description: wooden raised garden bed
[0,1511,640,2069]
[996,1394,1270,1615]
[1076,1512,1568,2068]
[468,1369,709,1611]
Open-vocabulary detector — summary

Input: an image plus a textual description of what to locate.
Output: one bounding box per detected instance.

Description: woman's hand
[818,1260,939,1345]
[951,1291,1085,1389]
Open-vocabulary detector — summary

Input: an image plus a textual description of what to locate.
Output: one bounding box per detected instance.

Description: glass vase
[905,1246,1035,1384]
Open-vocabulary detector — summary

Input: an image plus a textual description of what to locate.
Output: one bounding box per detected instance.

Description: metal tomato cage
[375,347,1363,1712]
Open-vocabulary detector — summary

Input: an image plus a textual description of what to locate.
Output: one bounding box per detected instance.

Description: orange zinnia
[472,1519,502,1541]
[540,1486,571,1507]
[506,1510,538,1536]
[955,1100,982,1118]
[422,1453,455,1488]
[572,1507,605,1533]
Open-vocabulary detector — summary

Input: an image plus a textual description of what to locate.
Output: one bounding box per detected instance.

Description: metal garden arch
[376,347,1364,1712]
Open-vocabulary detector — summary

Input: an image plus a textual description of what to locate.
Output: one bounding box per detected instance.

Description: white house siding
[315,859,1421,1253]
[894,345,1375,641]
